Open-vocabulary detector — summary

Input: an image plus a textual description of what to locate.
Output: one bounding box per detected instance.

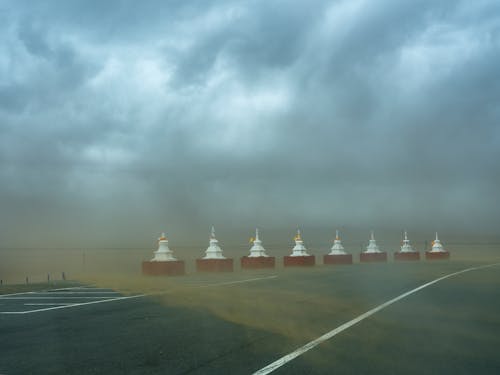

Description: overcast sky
[1,0,499,247]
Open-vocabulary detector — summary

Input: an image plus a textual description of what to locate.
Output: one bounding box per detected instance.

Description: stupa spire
[400,230,415,253]
[295,229,302,241]
[431,232,445,252]
[151,232,177,261]
[248,228,268,257]
[365,230,381,253]
[329,229,346,255]
[203,226,225,259]
[290,228,310,256]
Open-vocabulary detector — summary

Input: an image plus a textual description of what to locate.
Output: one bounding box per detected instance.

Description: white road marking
[253,262,500,375]
[0,291,36,298]
[0,287,114,298]
[0,294,147,314]
[24,303,74,306]
[199,275,278,288]
[0,275,279,314]
[37,292,121,295]
[48,286,113,292]
[0,296,118,299]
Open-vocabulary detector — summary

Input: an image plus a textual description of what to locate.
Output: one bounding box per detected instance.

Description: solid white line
[0,291,36,298]
[253,262,500,375]
[0,287,115,298]
[38,292,121,295]
[24,303,74,306]
[0,296,117,300]
[0,294,147,314]
[199,275,278,288]
[48,286,113,292]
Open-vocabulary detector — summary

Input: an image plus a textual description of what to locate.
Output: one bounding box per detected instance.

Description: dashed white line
[253,262,500,375]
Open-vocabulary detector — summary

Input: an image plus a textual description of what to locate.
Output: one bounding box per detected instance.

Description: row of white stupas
[151,227,447,261]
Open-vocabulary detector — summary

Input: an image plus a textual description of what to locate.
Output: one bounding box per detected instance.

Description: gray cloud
[1,0,499,247]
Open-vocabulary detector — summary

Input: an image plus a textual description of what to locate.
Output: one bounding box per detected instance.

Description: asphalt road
[1,261,499,374]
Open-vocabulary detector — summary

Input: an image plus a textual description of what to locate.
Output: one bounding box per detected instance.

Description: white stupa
[364,231,381,253]
[151,233,177,261]
[290,229,310,256]
[203,226,226,259]
[329,230,347,255]
[400,231,416,253]
[430,232,446,253]
[248,228,269,257]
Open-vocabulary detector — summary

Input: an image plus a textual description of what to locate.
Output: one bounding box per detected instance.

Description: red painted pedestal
[241,256,276,269]
[196,258,234,272]
[142,260,186,276]
[283,255,315,267]
[323,254,353,265]
[425,251,450,260]
[394,252,421,261]
[360,252,388,263]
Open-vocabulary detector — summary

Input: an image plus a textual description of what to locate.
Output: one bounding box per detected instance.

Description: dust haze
[1,1,500,266]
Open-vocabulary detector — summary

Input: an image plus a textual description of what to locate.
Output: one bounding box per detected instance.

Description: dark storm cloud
[1,0,499,247]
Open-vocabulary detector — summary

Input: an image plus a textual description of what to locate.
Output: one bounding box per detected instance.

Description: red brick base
[323,254,353,265]
[283,255,315,267]
[360,252,388,263]
[241,256,276,269]
[394,252,421,261]
[425,251,450,260]
[142,260,186,276]
[196,258,234,272]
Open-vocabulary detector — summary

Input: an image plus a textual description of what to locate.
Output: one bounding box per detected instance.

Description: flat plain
[1,260,499,374]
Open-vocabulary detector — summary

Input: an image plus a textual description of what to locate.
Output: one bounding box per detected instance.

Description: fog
[1,0,500,251]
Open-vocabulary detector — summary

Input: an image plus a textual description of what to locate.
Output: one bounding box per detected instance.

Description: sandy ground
[1,260,499,374]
